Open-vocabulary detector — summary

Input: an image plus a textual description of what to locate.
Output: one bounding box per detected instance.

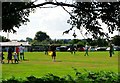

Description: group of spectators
[0,44,25,64]
[0,43,115,64]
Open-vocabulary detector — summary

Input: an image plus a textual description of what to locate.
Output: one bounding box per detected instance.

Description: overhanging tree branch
[3,1,77,16]
[2,1,120,38]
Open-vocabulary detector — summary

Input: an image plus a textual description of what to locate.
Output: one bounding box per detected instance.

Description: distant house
[0,41,30,52]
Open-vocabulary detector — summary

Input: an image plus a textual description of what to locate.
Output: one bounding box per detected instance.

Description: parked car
[106,47,110,51]
[114,46,120,51]
[77,47,85,51]
[56,46,68,51]
[96,47,107,51]
[106,46,120,51]
[32,47,41,51]
[90,47,97,51]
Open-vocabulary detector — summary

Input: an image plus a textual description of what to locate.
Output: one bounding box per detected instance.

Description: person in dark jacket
[109,44,114,57]
[50,45,56,62]
[8,47,13,63]
[0,52,5,64]
[45,45,48,55]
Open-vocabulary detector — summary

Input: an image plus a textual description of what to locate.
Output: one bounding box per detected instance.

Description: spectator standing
[69,44,76,54]
[16,46,19,60]
[112,44,114,55]
[19,44,25,60]
[109,43,114,57]
[84,44,89,56]
[8,47,13,63]
[0,52,5,64]
[45,45,48,55]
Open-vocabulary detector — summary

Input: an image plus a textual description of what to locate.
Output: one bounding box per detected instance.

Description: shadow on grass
[23,59,29,61]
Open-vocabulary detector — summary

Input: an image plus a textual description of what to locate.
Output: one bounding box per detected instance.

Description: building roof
[0,41,30,46]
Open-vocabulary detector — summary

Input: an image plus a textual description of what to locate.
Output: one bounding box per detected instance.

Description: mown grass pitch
[2,51,118,79]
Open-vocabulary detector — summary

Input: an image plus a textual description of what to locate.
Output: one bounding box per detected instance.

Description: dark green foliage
[66,2,120,39]
[24,76,44,83]
[112,35,120,46]
[2,76,21,83]
[2,69,119,83]
[96,38,108,47]
[34,31,50,42]
[0,35,10,42]
[2,1,120,39]
[74,69,119,83]
[2,2,35,33]
[26,37,33,43]
[41,73,67,83]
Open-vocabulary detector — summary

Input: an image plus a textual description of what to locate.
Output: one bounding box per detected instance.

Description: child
[13,52,18,64]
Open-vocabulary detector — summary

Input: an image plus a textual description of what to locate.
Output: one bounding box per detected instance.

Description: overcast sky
[0,0,119,40]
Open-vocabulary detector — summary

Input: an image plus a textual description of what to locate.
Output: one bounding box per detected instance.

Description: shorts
[52,52,56,57]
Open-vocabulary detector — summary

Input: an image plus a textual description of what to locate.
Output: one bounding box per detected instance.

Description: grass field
[1,51,119,80]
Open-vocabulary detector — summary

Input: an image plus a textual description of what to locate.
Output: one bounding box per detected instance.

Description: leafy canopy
[65,2,120,39]
[2,1,120,39]
[0,35,10,42]
[2,2,35,33]
[34,31,50,42]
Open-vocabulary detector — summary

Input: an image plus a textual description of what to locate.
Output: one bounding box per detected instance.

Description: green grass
[1,51,119,80]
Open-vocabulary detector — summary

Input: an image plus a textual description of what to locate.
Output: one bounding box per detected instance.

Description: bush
[2,69,119,83]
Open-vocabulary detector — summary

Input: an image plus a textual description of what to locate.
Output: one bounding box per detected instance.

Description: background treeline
[1,31,120,47]
[24,35,120,47]
[25,32,120,46]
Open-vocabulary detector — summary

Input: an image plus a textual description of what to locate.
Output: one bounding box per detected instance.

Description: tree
[2,1,35,33]
[53,39,64,44]
[0,35,10,42]
[97,38,108,47]
[112,35,120,46]
[64,2,120,39]
[26,37,33,43]
[77,40,85,47]
[2,1,120,39]
[2,1,76,33]
[34,31,50,42]
[19,39,26,42]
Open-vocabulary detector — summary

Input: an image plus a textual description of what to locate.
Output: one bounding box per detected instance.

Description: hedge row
[2,69,120,83]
